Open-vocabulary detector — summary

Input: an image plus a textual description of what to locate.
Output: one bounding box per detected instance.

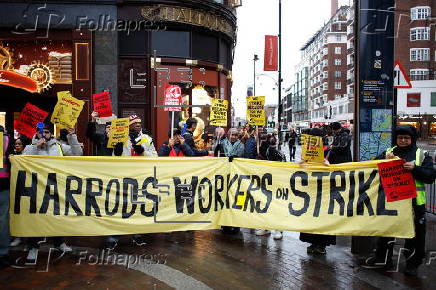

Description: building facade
[0,0,239,153]
[395,0,436,138]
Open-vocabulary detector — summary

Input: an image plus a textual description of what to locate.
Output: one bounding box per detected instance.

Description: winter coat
[328,128,352,164]
[23,135,83,156]
[244,136,258,159]
[158,142,194,157]
[221,138,245,158]
[183,131,208,157]
[86,122,113,156]
[288,131,298,146]
[114,131,157,157]
[266,145,286,162]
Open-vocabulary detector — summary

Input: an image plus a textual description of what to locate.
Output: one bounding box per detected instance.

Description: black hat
[395,125,418,144]
[330,122,342,131]
[186,118,198,129]
[309,128,325,137]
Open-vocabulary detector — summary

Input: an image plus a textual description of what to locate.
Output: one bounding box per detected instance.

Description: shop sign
[27,62,54,92]
[141,5,235,38]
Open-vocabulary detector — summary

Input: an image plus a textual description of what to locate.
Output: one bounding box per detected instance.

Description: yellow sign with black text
[51,91,85,129]
[210,99,228,127]
[247,96,265,126]
[10,156,414,238]
[301,134,325,163]
[107,118,130,148]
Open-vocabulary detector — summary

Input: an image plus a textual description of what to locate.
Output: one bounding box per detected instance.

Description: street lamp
[253,54,259,96]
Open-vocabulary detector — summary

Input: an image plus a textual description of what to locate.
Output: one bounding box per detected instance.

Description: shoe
[26,248,38,264]
[307,244,316,254]
[362,256,389,269]
[105,240,118,251]
[0,256,10,269]
[314,245,326,255]
[404,265,418,277]
[57,243,72,253]
[132,235,147,246]
[10,237,22,247]
[255,229,271,236]
[273,231,283,240]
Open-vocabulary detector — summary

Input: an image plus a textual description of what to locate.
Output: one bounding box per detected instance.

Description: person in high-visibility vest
[363,125,436,276]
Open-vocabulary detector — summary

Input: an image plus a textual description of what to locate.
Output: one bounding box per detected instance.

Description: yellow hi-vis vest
[386,147,426,206]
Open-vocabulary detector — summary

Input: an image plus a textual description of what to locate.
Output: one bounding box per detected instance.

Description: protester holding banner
[182,118,209,157]
[328,122,352,164]
[159,129,194,157]
[115,115,157,157]
[299,128,336,254]
[86,111,115,156]
[221,128,245,159]
[0,126,13,268]
[364,125,436,276]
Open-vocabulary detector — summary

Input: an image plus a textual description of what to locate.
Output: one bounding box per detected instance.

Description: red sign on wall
[164,85,182,112]
[264,35,278,71]
[407,93,421,107]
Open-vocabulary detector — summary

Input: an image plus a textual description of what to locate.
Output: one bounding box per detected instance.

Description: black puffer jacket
[328,128,352,164]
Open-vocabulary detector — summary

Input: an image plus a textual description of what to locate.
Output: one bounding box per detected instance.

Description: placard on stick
[15,102,49,139]
[247,96,265,126]
[377,159,417,202]
[301,134,324,163]
[210,99,228,127]
[93,91,113,117]
[107,118,130,148]
[51,91,84,129]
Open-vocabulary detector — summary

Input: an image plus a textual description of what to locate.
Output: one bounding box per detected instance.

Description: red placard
[15,103,49,138]
[164,85,182,112]
[377,159,417,202]
[92,91,113,117]
[264,35,278,71]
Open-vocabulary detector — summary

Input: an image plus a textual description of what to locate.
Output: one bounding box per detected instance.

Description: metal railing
[426,183,436,215]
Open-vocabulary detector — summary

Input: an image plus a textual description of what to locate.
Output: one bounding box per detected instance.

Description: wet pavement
[1,213,435,289]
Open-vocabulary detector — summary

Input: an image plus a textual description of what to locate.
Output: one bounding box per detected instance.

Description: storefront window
[430,122,436,136]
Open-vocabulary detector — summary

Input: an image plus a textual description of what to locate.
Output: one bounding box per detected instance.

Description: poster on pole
[377,159,417,202]
[164,85,182,112]
[51,91,85,129]
[264,35,278,71]
[210,99,228,127]
[14,103,49,139]
[301,134,324,163]
[92,91,113,117]
[107,118,130,148]
[247,96,265,126]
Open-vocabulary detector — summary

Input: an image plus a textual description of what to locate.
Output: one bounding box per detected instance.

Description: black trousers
[375,209,426,268]
[28,237,65,249]
[289,144,296,159]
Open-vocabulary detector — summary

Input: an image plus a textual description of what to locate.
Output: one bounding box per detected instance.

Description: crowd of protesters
[0,113,434,277]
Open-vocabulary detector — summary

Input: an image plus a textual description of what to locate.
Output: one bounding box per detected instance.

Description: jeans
[0,189,10,257]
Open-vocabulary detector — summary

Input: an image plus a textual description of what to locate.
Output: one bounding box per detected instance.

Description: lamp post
[253,54,259,96]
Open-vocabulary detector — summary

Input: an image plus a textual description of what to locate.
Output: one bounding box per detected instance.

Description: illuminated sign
[0,70,38,93]
[27,62,54,92]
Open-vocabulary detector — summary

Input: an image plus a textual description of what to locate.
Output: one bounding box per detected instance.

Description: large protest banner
[10,156,414,238]
[51,91,85,129]
[247,96,265,126]
[210,99,228,127]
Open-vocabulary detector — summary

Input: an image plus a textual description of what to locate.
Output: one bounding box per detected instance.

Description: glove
[114,142,124,156]
[133,144,145,154]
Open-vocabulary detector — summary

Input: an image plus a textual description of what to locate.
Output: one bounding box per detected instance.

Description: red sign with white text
[15,103,49,138]
[164,85,182,112]
[93,91,113,117]
[264,35,278,71]
[377,159,417,202]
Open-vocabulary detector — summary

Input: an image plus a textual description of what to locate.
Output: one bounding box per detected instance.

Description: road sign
[394,60,412,89]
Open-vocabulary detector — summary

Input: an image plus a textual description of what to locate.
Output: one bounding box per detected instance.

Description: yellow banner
[210,99,228,127]
[9,156,414,238]
[51,91,85,129]
[107,118,130,148]
[301,134,324,163]
[247,96,265,126]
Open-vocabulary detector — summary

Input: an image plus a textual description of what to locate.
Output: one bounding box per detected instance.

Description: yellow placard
[10,156,414,238]
[107,118,130,148]
[247,96,265,126]
[210,99,228,127]
[0,132,3,169]
[301,134,324,163]
[51,91,85,129]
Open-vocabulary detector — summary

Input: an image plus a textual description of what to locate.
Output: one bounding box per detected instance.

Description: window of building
[410,69,429,81]
[335,82,342,89]
[335,59,342,65]
[431,92,436,106]
[335,71,341,78]
[411,6,430,20]
[336,35,342,42]
[335,94,341,99]
[410,48,430,61]
[407,93,421,107]
[335,47,341,54]
[339,105,344,114]
[410,27,430,41]
[323,83,328,90]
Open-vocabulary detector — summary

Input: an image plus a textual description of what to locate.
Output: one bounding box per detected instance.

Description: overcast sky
[232,0,350,118]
